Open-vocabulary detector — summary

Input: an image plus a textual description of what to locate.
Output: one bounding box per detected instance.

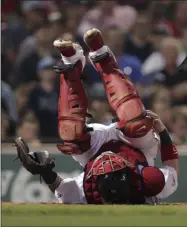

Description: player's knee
[119,115,153,138]
[58,120,85,141]
[58,120,91,155]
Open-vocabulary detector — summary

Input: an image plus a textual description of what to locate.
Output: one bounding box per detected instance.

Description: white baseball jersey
[55,123,178,204]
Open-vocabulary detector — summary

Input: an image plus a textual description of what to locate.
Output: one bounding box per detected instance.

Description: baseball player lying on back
[14,28,179,204]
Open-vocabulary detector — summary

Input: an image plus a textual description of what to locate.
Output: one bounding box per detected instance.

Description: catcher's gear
[84,141,165,204]
[53,40,90,155]
[14,137,55,175]
[84,28,152,138]
[98,169,131,204]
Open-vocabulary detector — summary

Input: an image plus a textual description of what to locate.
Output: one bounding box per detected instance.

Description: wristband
[42,170,57,184]
[42,171,62,192]
[159,129,179,162]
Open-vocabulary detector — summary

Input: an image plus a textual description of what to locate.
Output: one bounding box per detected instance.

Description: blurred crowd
[1,0,187,146]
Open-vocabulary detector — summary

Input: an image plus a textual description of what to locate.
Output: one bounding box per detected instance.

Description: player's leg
[53,40,90,155]
[84,28,152,139]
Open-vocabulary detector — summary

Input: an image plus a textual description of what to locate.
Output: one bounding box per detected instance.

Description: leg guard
[54,40,91,154]
[57,61,91,154]
[92,54,152,138]
[84,29,152,138]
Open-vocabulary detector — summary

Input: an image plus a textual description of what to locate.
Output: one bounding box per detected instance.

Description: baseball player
[14,28,179,204]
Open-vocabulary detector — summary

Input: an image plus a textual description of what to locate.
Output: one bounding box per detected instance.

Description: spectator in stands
[16,113,41,147]
[148,1,187,38]
[141,27,169,77]
[59,1,90,52]
[1,1,187,145]
[164,1,187,38]
[48,11,64,41]
[3,1,48,55]
[88,88,114,125]
[124,14,153,62]
[153,38,187,105]
[109,26,143,84]
[100,111,114,125]
[171,111,187,145]
[77,1,137,36]
[1,53,12,84]
[65,0,88,31]
[171,57,187,106]
[27,56,58,138]
[86,26,143,85]
[15,83,36,118]
[1,0,18,16]
[150,27,169,51]
[10,21,54,87]
[1,103,10,142]
[2,81,18,123]
[151,87,173,131]
[142,30,185,78]
[16,11,64,64]
[1,81,18,135]
[149,37,178,84]
[89,99,112,124]
[181,26,187,55]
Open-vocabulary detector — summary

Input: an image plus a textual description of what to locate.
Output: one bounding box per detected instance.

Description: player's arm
[146,111,179,201]
[41,170,62,193]
[14,137,85,203]
[30,153,87,204]
[156,129,179,200]
[42,171,85,204]
[159,130,179,174]
[147,110,179,175]
[37,155,86,204]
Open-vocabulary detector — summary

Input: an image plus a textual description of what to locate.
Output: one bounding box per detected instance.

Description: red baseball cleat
[83,28,105,52]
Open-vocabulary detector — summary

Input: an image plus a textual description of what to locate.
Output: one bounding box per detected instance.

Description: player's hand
[147,110,166,133]
[14,137,55,175]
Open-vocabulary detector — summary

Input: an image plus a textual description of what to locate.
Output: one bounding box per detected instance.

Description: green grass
[2,204,187,226]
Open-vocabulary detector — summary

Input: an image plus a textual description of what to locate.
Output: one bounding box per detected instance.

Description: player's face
[97,1,116,14]
[134,17,151,39]
[162,46,178,66]
[18,123,39,142]
[39,69,56,82]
